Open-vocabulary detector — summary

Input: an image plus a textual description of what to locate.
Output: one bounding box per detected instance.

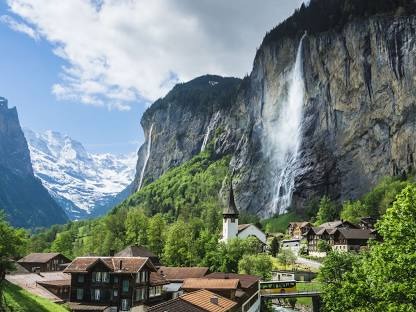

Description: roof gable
[18,253,69,264]
[181,289,237,312]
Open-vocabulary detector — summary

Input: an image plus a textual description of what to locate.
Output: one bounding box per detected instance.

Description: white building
[221,186,267,245]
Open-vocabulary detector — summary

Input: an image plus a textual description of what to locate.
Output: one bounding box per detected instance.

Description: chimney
[109,249,115,257]
[210,296,219,305]
[119,260,123,270]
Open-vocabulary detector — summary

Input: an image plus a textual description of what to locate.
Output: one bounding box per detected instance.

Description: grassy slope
[2,281,68,312]
[262,212,302,234]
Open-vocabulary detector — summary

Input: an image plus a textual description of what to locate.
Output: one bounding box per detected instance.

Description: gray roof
[18,253,68,264]
[337,228,372,240]
[223,185,239,216]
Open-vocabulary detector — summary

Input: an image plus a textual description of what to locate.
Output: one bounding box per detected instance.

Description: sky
[0,0,304,154]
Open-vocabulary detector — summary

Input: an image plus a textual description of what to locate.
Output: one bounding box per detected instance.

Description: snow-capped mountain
[24,129,137,220]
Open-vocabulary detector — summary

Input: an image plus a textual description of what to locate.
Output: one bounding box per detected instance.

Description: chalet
[181,273,261,312]
[287,222,311,239]
[304,221,375,253]
[358,217,378,230]
[148,289,237,312]
[331,228,374,252]
[158,266,209,299]
[304,220,359,252]
[115,245,162,267]
[17,253,71,272]
[221,186,266,245]
[64,256,167,311]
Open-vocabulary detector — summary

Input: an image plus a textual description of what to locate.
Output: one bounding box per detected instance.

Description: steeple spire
[223,182,239,217]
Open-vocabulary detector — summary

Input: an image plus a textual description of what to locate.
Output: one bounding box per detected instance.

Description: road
[295,256,322,270]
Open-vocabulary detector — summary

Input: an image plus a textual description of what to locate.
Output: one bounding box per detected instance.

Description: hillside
[2,281,68,312]
[0,97,68,228]
[132,0,416,218]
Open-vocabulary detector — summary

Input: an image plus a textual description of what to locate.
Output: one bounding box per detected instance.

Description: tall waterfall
[137,123,154,190]
[264,34,306,216]
[201,111,220,152]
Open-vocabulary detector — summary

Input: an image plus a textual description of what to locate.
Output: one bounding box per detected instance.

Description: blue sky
[0,0,301,154]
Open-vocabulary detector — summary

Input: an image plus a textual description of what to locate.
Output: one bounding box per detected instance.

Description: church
[221,186,267,245]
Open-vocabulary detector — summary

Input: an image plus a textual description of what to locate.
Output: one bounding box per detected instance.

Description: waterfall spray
[265,34,306,216]
[201,111,220,152]
[138,123,154,190]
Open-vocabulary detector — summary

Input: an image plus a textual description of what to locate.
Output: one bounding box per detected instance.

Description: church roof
[223,184,239,216]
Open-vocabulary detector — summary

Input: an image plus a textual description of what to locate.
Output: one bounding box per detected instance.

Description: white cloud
[0,14,39,40]
[5,0,300,110]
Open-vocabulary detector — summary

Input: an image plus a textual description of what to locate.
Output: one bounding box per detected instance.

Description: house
[304,220,360,253]
[115,245,162,267]
[158,266,209,299]
[331,228,374,252]
[281,239,301,255]
[148,289,237,312]
[64,256,166,311]
[182,274,261,312]
[17,253,71,272]
[221,186,266,245]
[287,222,311,239]
[358,217,378,230]
[304,221,375,254]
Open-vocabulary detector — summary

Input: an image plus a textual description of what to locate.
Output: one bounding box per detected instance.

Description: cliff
[133,1,416,218]
[0,97,68,228]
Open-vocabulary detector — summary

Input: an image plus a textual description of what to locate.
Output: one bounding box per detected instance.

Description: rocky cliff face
[0,97,68,227]
[133,4,416,218]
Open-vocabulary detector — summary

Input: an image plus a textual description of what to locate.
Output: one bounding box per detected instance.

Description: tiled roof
[18,253,65,264]
[64,257,154,273]
[205,272,260,289]
[182,278,240,290]
[147,298,206,312]
[150,272,169,286]
[158,266,209,282]
[181,289,237,312]
[37,279,71,287]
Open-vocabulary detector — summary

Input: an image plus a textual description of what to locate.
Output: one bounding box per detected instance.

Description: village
[5,189,379,312]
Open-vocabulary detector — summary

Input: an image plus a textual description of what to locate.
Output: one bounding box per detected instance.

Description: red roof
[205,272,260,289]
[182,278,240,290]
[158,266,209,282]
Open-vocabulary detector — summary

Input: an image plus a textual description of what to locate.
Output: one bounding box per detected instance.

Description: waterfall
[200,111,220,152]
[137,123,154,190]
[264,34,306,216]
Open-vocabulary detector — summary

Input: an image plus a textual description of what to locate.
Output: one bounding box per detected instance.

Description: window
[76,288,84,300]
[113,289,118,297]
[113,276,119,283]
[94,289,100,301]
[122,279,129,293]
[102,272,109,283]
[149,286,162,298]
[135,287,146,301]
[121,299,130,311]
[77,274,84,283]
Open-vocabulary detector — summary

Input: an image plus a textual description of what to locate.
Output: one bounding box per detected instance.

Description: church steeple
[221,181,239,242]
[223,184,239,217]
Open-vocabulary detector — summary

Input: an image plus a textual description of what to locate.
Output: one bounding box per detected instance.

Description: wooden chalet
[17,253,71,272]
[64,256,167,311]
[287,222,312,239]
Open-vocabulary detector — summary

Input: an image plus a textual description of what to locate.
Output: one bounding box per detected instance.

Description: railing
[242,291,260,312]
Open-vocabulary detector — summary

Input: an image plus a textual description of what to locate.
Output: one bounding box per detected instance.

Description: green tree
[125,209,148,246]
[340,200,369,224]
[238,254,273,280]
[316,196,339,225]
[277,249,296,269]
[163,220,194,266]
[270,237,280,257]
[317,240,331,253]
[50,231,74,258]
[147,214,166,256]
[0,212,28,307]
